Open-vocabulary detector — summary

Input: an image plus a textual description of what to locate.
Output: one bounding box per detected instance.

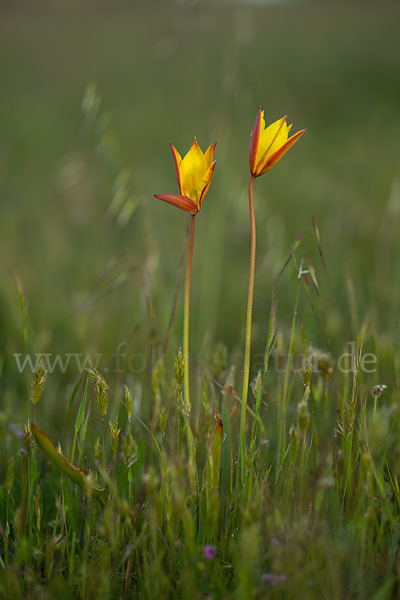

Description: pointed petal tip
[259,127,306,174]
[169,141,181,153]
[289,128,307,141]
[190,136,201,151]
[293,128,307,137]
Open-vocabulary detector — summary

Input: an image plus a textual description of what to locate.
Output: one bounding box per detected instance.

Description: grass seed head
[159,406,168,439]
[297,399,310,435]
[317,354,334,378]
[24,421,34,452]
[30,360,47,407]
[124,384,133,423]
[174,349,184,387]
[109,417,121,460]
[122,430,138,469]
[95,376,109,420]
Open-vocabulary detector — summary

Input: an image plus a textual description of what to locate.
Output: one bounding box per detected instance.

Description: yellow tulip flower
[239,106,306,486]
[249,106,306,177]
[154,136,217,491]
[154,138,217,213]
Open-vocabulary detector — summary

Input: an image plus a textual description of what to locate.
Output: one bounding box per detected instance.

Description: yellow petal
[198,161,216,208]
[267,119,291,157]
[255,116,289,174]
[180,138,208,201]
[204,141,217,168]
[259,128,306,176]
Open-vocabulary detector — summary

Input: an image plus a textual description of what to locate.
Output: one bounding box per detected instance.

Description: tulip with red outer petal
[249,106,306,177]
[154,138,217,212]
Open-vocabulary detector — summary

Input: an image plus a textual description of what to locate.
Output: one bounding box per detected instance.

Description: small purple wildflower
[262,572,287,586]
[270,535,282,547]
[203,545,217,560]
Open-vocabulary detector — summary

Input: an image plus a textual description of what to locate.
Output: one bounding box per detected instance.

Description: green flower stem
[183,213,197,491]
[239,175,256,486]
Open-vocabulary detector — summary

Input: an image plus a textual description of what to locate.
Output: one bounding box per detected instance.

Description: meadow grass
[1,1,400,598]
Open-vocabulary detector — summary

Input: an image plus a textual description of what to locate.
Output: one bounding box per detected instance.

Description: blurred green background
[1,0,400,422]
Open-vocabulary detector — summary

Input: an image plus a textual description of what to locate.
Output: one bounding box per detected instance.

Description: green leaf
[32,423,108,505]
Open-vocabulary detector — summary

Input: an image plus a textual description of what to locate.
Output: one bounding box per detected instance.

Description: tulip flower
[154,137,217,492]
[239,107,306,487]
[249,107,306,178]
[154,138,216,213]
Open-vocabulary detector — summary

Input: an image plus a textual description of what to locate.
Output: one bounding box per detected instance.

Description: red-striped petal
[249,106,262,176]
[153,193,198,213]
[260,129,307,175]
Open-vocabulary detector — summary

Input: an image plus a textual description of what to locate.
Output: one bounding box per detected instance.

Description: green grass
[1,0,400,598]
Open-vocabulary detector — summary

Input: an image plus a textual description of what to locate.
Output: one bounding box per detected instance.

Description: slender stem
[183,214,195,410]
[162,219,189,355]
[239,175,256,486]
[183,214,197,490]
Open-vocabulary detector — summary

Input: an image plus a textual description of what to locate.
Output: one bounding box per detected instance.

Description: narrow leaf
[32,423,108,504]
[210,412,223,491]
